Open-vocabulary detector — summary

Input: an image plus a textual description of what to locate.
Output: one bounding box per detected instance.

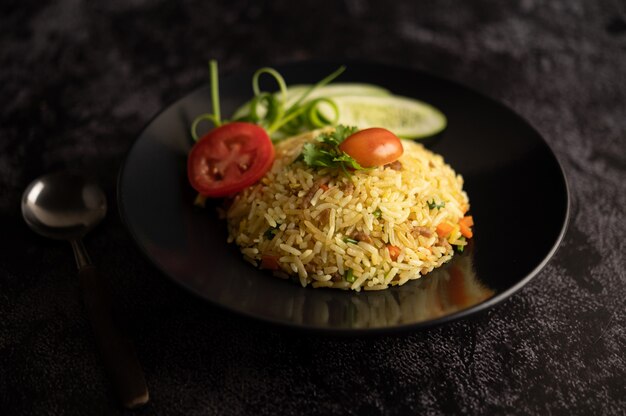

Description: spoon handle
[79,264,149,409]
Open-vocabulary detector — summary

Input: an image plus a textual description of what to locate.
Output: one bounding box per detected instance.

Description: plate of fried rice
[118,61,569,332]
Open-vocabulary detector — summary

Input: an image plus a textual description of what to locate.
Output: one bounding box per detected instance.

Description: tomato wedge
[188,122,274,197]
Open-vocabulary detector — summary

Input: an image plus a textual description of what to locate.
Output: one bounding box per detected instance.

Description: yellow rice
[226,129,470,291]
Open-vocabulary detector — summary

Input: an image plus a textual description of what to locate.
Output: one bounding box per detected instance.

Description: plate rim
[117,60,571,334]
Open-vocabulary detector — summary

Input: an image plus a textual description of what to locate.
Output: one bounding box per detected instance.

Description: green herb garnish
[343,237,358,244]
[264,227,279,240]
[454,236,466,253]
[193,63,346,141]
[345,268,355,283]
[301,125,367,173]
[373,208,382,218]
[427,200,445,210]
[191,60,223,141]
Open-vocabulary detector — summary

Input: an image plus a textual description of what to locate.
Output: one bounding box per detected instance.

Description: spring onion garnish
[343,237,359,244]
[191,60,223,141]
[373,208,382,218]
[345,268,356,283]
[191,61,346,141]
[247,67,288,133]
[250,66,345,138]
[252,67,288,103]
[282,66,345,120]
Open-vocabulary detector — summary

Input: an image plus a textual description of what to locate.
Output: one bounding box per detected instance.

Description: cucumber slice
[319,95,447,139]
[284,83,391,102]
[232,83,391,120]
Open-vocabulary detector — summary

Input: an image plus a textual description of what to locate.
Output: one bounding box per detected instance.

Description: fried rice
[226,129,470,291]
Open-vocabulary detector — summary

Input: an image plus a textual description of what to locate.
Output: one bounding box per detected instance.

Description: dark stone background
[1,0,625,415]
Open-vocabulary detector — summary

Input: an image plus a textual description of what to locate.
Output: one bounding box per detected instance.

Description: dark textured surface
[1,1,625,415]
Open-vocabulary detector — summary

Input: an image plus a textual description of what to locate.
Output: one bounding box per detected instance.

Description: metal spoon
[21,172,149,409]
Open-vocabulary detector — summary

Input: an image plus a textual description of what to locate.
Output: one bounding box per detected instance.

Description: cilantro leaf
[333,152,365,170]
[302,142,334,167]
[301,125,366,173]
[316,125,358,146]
[427,200,445,210]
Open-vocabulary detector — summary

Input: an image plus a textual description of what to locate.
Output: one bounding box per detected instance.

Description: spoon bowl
[22,172,107,241]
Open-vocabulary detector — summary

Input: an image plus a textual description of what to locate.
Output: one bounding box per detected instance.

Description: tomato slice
[188,122,274,197]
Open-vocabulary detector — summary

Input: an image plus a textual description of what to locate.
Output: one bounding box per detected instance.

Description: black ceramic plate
[118,61,569,333]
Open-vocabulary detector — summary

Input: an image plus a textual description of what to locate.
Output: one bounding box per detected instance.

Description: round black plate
[118,61,569,333]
